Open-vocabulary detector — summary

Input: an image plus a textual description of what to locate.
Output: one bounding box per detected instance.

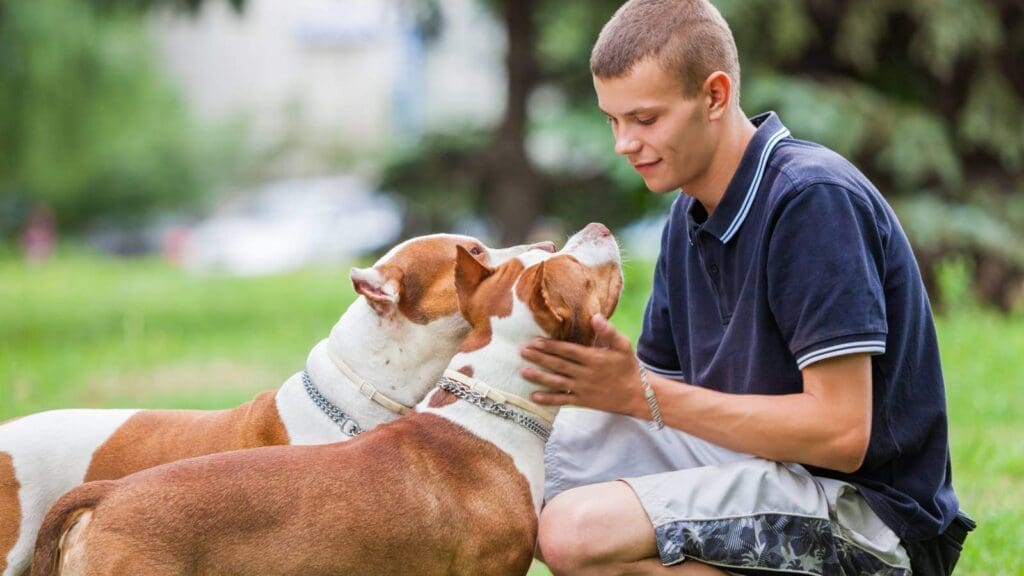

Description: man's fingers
[531,392,576,407]
[592,314,633,352]
[527,338,592,363]
[520,366,573,391]
[521,347,583,378]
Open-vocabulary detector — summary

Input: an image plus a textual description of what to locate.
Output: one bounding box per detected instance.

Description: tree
[721,0,1024,308]
[0,0,245,238]
[385,0,1023,308]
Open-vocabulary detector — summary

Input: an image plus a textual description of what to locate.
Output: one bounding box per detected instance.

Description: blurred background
[1,0,1022,573]
[2,0,1021,298]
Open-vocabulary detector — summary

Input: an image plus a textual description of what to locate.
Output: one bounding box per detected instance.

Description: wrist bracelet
[638,365,664,431]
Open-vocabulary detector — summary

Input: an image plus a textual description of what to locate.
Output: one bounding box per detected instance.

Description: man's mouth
[633,159,661,173]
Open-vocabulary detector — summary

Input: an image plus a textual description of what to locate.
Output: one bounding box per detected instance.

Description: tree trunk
[488,0,542,245]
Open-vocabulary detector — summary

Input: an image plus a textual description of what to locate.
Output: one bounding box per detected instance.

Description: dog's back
[33,414,536,576]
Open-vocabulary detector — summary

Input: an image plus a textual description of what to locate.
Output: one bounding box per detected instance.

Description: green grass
[2,251,1021,574]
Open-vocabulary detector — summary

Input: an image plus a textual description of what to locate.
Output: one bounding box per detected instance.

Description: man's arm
[521,314,872,473]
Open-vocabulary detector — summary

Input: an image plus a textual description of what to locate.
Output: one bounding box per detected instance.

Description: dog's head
[453,223,623,351]
[349,234,555,325]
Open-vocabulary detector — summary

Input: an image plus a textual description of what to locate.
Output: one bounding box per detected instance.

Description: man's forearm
[639,368,870,473]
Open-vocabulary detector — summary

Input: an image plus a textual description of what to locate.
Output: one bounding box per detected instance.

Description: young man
[520,1,966,574]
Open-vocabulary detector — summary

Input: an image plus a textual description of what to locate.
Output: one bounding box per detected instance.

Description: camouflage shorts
[622,459,911,575]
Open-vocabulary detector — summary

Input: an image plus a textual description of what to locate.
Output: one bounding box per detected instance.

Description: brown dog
[31,223,622,576]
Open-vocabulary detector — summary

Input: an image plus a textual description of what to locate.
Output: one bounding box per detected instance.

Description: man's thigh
[545,408,750,503]
[621,459,912,575]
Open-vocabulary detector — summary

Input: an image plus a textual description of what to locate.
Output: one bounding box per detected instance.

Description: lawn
[2,250,1021,574]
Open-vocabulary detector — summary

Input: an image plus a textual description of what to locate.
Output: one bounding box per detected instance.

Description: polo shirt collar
[687,111,790,243]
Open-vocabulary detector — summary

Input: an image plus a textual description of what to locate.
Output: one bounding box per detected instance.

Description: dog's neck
[328,298,469,406]
[280,297,468,444]
[448,335,557,417]
[417,322,562,511]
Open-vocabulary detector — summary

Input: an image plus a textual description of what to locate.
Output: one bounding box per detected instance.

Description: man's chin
[644,179,682,194]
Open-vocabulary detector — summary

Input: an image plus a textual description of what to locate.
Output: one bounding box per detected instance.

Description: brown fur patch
[381,237,492,325]
[46,414,537,576]
[0,451,19,575]
[516,255,604,345]
[84,391,289,481]
[426,364,474,408]
[455,250,525,352]
[426,388,458,409]
[592,261,624,318]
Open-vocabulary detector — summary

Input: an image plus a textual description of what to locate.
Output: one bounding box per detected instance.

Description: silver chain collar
[437,375,552,442]
[302,371,363,437]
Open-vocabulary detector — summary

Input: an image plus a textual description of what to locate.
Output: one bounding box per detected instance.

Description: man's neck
[688,110,757,215]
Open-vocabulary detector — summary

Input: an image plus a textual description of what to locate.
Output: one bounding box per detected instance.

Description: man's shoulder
[766,138,875,198]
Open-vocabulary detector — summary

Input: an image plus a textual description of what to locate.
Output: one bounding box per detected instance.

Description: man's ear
[704,70,732,120]
[350,266,401,314]
[454,245,493,311]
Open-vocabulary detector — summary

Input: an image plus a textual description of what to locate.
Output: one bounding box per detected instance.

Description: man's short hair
[590,0,740,100]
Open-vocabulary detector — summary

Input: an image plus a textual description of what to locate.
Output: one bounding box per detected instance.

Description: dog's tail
[31,480,116,576]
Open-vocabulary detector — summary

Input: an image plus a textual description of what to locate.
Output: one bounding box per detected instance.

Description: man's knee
[538,482,654,575]
[538,489,594,574]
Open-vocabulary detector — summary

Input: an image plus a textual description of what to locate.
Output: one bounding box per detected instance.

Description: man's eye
[470,247,483,256]
[605,116,616,125]
[637,116,656,126]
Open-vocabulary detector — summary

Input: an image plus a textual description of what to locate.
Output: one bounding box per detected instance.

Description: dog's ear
[350,266,401,314]
[520,257,598,345]
[454,245,493,312]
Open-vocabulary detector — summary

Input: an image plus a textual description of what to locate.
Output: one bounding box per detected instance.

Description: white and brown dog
[30,223,622,576]
[0,234,552,576]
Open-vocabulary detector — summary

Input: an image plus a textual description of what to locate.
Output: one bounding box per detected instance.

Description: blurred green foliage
[385,0,1024,309]
[0,0,239,235]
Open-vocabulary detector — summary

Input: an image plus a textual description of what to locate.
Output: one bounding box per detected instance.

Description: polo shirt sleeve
[767,183,888,370]
[637,219,684,378]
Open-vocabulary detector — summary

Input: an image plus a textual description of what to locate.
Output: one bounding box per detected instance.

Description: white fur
[277,299,467,445]
[1,409,137,576]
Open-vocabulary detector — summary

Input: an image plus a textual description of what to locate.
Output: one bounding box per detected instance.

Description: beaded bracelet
[638,365,664,431]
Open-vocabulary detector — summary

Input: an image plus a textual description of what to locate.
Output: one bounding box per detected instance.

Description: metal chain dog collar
[302,371,363,437]
[437,375,552,442]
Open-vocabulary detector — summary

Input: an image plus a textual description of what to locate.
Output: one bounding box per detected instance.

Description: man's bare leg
[538,481,728,575]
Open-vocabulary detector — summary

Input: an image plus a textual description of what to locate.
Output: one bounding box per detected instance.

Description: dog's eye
[470,247,483,256]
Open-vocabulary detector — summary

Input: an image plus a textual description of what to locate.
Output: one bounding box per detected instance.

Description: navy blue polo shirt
[636,112,958,540]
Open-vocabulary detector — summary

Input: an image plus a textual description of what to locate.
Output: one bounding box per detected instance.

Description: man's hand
[520,314,648,418]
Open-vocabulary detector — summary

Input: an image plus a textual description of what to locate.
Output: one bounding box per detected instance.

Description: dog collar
[437,372,552,442]
[326,347,413,416]
[442,369,556,425]
[302,371,363,437]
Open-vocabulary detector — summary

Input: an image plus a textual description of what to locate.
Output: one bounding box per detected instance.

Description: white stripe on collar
[720,127,791,243]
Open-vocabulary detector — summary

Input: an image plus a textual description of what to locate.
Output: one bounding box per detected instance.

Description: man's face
[595,58,715,194]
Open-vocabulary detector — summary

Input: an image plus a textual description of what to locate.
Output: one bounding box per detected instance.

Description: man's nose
[614,129,641,156]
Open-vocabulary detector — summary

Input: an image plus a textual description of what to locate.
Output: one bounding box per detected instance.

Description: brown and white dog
[0,234,553,576]
[30,223,622,576]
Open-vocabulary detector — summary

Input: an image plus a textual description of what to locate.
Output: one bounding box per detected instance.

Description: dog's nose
[583,222,612,238]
